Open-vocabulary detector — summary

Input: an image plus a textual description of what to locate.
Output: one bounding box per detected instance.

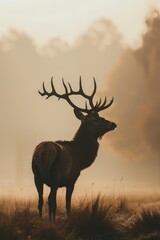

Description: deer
[32,76,117,220]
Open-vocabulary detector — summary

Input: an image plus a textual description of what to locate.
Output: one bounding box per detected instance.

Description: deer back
[32,141,80,187]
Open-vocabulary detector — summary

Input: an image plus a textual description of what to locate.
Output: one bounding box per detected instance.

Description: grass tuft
[66,195,121,239]
[130,208,160,237]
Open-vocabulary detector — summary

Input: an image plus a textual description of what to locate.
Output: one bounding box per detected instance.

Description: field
[0,193,160,240]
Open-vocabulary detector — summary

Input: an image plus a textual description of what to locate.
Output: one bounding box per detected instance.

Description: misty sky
[1,0,160,46]
[0,1,160,197]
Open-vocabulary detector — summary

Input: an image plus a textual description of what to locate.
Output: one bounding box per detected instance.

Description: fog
[0,19,123,195]
[1,11,160,197]
[104,11,160,165]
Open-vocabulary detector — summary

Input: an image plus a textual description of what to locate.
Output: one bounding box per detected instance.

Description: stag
[32,77,117,220]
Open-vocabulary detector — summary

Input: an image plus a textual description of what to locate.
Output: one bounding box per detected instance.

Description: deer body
[32,77,116,220]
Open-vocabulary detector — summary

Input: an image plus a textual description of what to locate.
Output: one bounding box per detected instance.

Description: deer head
[39,76,117,139]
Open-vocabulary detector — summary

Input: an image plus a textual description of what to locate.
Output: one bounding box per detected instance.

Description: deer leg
[34,175,43,217]
[48,187,58,221]
[66,184,74,217]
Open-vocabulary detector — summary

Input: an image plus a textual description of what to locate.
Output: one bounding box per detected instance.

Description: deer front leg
[48,187,58,221]
[66,184,74,217]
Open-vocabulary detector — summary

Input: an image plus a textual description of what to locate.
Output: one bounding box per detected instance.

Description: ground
[0,193,160,240]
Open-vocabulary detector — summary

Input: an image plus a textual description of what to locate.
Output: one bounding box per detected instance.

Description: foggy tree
[105,10,160,161]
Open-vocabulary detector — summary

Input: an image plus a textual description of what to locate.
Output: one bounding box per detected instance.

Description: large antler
[39,76,113,113]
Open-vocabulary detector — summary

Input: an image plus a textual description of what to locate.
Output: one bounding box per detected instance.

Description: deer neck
[73,124,99,170]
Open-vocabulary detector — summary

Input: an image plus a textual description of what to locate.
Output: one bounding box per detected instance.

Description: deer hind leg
[66,183,74,217]
[48,187,58,221]
[34,175,44,217]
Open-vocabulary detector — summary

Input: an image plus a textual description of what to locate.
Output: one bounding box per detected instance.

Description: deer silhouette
[32,77,117,220]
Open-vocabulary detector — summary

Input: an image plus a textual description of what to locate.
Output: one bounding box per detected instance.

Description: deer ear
[74,109,85,121]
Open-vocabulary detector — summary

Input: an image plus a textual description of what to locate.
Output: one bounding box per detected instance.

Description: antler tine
[79,76,83,92]
[91,77,97,98]
[100,97,107,108]
[62,78,68,94]
[95,97,114,112]
[94,100,99,108]
[87,77,97,109]
[38,82,45,96]
[68,82,73,92]
[79,76,88,98]
[51,76,56,92]
[38,82,51,99]
[50,77,60,99]
[97,98,102,108]
[77,76,97,110]
[106,97,114,108]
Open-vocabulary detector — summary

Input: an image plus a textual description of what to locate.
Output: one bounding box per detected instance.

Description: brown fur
[32,113,116,220]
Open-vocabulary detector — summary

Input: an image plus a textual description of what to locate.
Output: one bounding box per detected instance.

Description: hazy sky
[1,0,160,47]
[1,1,160,198]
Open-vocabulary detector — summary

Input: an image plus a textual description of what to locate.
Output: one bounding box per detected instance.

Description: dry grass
[66,195,121,239]
[130,208,160,240]
[0,193,160,240]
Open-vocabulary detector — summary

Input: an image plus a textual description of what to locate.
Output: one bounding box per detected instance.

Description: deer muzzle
[108,121,117,131]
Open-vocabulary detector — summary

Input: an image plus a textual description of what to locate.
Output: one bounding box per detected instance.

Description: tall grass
[66,195,121,239]
[0,193,160,240]
[130,208,160,239]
